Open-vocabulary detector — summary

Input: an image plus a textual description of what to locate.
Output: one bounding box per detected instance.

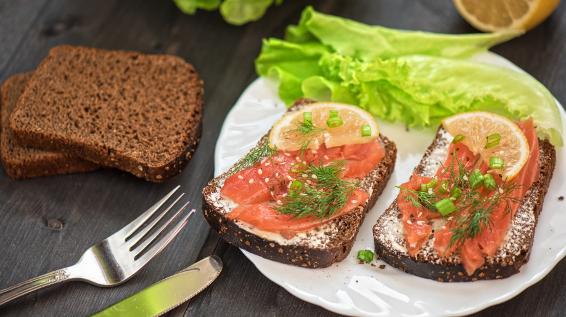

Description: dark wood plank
[0,0,51,80]
[0,0,564,316]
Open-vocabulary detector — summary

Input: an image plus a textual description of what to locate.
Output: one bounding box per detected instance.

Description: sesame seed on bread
[9,45,203,182]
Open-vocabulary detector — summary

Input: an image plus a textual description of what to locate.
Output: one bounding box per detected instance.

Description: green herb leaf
[326,116,343,128]
[361,124,371,137]
[452,134,465,144]
[489,156,505,170]
[483,174,497,190]
[276,162,356,218]
[303,111,312,123]
[469,169,484,189]
[485,133,501,149]
[357,249,374,263]
[435,198,456,216]
[233,143,277,171]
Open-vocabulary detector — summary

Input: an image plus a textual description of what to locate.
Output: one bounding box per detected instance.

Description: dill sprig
[448,181,520,248]
[399,147,522,248]
[275,162,356,218]
[233,143,277,171]
[399,186,436,210]
[297,120,321,135]
[285,120,325,155]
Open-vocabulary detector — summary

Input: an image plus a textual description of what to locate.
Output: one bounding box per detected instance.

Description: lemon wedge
[269,102,379,151]
[442,112,530,179]
[453,0,560,32]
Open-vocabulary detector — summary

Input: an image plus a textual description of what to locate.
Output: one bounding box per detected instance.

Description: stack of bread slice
[1,45,204,181]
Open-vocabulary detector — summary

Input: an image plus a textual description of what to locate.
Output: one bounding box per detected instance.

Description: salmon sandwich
[373,112,556,281]
[203,99,397,268]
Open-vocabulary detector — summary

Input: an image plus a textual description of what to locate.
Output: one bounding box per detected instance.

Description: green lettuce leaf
[220,0,274,25]
[313,54,563,145]
[174,0,283,25]
[286,6,522,60]
[256,39,329,104]
[255,6,563,146]
[174,0,221,14]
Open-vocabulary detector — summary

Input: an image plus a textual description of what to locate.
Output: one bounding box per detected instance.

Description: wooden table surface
[0,0,564,316]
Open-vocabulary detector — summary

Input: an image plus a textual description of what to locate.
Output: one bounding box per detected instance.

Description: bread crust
[202,99,397,268]
[373,128,556,282]
[9,46,203,182]
[1,72,97,179]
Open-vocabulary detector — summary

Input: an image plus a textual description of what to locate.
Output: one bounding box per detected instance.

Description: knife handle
[0,267,74,306]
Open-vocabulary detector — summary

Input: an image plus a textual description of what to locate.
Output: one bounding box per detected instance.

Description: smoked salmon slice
[221,139,384,237]
[227,189,369,238]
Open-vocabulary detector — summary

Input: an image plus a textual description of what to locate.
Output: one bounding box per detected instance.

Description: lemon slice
[442,112,529,179]
[453,0,560,32]
[269,102,379,151]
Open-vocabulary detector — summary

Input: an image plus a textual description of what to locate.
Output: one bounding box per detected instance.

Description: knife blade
[92,256,222,317]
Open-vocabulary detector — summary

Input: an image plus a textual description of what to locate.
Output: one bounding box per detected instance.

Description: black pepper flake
[379,264,386,269]
[559,196,564,201]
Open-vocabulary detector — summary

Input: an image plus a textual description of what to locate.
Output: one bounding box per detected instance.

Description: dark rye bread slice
[373,127,556,282]
[9,45,203,182]
[1,73,97,179]
[203,99,397,268]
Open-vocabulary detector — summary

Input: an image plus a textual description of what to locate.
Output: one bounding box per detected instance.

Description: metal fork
[0,185,194,306]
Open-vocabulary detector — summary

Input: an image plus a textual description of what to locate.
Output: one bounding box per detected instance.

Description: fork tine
[126,193,185,244]
[129,198,189,252]
[134,208,195,266]
[118,185,181,238]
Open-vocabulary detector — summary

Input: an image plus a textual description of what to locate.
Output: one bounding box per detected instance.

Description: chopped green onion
[420,178,437,192]
[485,133,501,149]
[469,169,484,189]
[435,198,457,216]
[452,134,465,144]
[438,180,449,194]
[326,117,344,128]
[361,124,372,137]
[329,110,339,118]
[303,111,312,124]
[290,180,303,193]
[357,249,374,263]
[483,174,497,190]
[450,187,462,200]
[489,156,505,170]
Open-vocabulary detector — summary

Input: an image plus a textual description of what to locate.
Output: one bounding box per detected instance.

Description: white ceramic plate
[214,52,566,316]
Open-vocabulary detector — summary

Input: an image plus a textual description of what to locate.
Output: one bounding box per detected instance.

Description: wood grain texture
[0,0,564,316]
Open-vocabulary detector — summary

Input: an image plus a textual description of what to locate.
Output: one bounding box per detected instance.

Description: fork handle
[0,267,74,306]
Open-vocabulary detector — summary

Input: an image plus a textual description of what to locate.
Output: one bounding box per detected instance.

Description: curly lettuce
[255,6,563,146]
[174,0,282,25]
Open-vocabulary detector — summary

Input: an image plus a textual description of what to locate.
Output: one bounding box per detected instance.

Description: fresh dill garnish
[275,162,356,219]
[399,147,522,249]
[399,186,437,210]
[285,120,325,156]
[297,120,319,135]
[448,181,520,248]
[233,143,277,171]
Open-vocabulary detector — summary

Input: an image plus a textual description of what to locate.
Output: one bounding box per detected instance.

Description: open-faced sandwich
[203,99,397,268]
[373,112,556,281]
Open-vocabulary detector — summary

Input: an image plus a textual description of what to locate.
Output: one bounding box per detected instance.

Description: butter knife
[92,256,222,317]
